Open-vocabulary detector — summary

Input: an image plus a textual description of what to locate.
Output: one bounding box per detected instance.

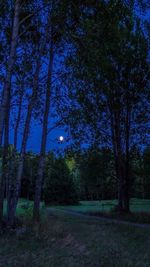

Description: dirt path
[47,207,150,229]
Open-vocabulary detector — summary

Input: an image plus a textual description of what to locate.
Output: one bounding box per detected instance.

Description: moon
[59,136,64,142]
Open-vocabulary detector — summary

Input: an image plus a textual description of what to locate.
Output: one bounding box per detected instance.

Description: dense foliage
[12,147,150,203]
[43,157,78,205]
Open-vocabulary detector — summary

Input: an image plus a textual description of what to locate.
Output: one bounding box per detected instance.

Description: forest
[4,147,150,204]
[0,1,150,266]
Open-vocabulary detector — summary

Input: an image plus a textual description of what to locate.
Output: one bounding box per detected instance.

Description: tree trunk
[123,94,131,212]
[14,84,24,151]
[110,111,124,211]
[7,95,36,225]
[117,156,126,212]
[113,109,130,213]
[7,59,41,225]
[0,0,20,144]
[6,84,24,222]
[33,38,54,221]
[0,85,11,224]
[0,0,20,226]
[7,156,24,225]
[0,170,5,225]
[110,107,128,212]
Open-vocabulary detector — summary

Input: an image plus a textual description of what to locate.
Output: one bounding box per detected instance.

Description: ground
[0,200,150,267]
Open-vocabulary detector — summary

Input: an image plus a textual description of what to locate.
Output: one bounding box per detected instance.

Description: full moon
[59,136,64,142]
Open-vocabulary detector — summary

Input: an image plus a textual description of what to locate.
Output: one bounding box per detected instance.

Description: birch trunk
[123,94,131,212]
[0,85,10,224]
[0,0,20,145]
[14,85,24,151]
[6,86,24,222]
[111,107,130,213]
[33,39,54,221]
[110,108,125,212]
[7,82,38,225]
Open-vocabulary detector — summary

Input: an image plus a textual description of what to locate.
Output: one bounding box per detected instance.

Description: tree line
[1,146,149,205]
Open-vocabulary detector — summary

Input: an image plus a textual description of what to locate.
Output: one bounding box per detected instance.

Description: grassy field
[5,198,149,216]
[3,198,150,225]
[0,207,150,267]
[50,198,150,224]
[51,198,150,213]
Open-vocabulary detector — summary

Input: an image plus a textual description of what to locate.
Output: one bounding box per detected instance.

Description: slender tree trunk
[110,110,123,211]
[7,155,24,225]
[33,39,54,221]
[0,86,10,224]
[0,0,20,227]
[0,127,4,147]
[7,59,41,225]
[7,92,36,225]
[111,108,126,212]
[6,84,24,222]
[14,85,24,151]
[112,108,130,213]
[123,95,131,212]
[0,160,5,225]
[0,166,5,225]
[0,0,20,145]
[110,112,121,206]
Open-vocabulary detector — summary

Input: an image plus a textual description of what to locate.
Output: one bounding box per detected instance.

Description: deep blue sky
[10,120,67,154]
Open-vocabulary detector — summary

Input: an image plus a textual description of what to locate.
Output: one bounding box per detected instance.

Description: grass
[0,208,150,267]
[50,198,150,213]
[4,198,149,216]
[3,199,45,218]
[50,198,150,224]
[3,198,150,224]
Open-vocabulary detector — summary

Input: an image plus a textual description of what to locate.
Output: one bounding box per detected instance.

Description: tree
[0,0,20,144]
[33,29,54,220]
[0,0,21,224]
[59,1,150,212]
[44,156,78,205]
[78,148,116,200]
[7,8,52,225]
[33,0,69,220]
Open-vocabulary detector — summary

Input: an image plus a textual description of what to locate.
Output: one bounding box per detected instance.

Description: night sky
[9,119,67,153]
